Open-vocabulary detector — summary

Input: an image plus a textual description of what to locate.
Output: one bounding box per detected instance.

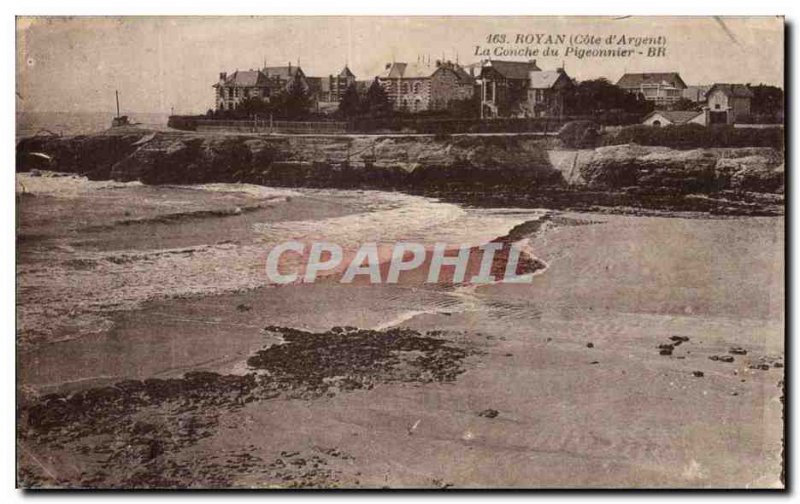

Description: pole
[115,90,120,118]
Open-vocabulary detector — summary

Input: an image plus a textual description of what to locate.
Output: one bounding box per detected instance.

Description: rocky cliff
[16,128,785,214]
[16,128,562,191]
[576,144,784,194]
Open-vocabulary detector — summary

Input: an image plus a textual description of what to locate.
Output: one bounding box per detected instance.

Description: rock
[658,343,674,355]
[729,347,748,355]
[669,336,690,344]
[586,342,594,348]
[692,371,705,377]
[478,409,499,419]
[710,355,734,363]
[577,144,784,194]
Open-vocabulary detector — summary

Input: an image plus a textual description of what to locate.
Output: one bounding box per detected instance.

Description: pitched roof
[706,83,754,98]
[528,70,569,89]
[449,64,476,84]
[219,70,270,87]
[378,62,436,79]
[482,59,541,80]
[644,110,703,124]
[263,66,304,79]
[616,72,687,90]
[338,66,355,78]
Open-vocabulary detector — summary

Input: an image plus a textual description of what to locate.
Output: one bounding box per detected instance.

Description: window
[401,82,409,94]
[413,82,421,94]
[715,104,720,110]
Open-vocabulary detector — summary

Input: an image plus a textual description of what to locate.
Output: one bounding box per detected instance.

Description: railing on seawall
[194,118,347,134]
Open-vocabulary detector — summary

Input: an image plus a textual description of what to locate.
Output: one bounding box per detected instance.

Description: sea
[16,111,171,140]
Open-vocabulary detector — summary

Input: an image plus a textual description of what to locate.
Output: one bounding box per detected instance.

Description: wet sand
[17,174,784,488]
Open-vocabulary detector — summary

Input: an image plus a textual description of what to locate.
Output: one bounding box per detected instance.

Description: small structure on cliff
[641,110,705,127]
[704,83,754,125]
[111,90,132,128]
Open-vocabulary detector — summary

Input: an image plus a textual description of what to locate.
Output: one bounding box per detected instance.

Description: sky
[16,16,784,114]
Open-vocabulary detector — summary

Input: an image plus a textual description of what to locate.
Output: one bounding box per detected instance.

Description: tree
[337,83,362,118]
[670,97,698,111]
[749,84,784,121]
[364,77,392,118]
[281,74,313,120]
[564,78,652,115]
[236,96,271,118]
[448,93,481,118]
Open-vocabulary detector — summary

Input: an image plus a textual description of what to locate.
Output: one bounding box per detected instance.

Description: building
[213,63,309,111]
[378,60,475,112]
[317,66,357,103]
[705,83,753,124]
[478,60,571,118]
[525,69,572,118]
[616,72,687,107]
[213,70,273,111]
[479,59,541,118]
[642,110,705,127]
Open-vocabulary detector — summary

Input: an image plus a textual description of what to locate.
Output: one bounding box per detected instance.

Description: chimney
[385,63,391,69]
[529,59,537,66]
[219,72,227,81]
[288,62,292,73]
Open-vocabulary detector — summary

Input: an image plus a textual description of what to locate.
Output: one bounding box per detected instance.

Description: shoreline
[17,201,784,488]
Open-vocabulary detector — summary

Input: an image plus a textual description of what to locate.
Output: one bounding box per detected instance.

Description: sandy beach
[16,173,784,488]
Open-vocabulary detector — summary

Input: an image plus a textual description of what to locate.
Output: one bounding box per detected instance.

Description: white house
[641,110,705,127]
[705,83,753,124]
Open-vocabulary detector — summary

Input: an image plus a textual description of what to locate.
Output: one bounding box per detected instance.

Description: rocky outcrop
[16,130,145,180]
[576,144,784,193]
[17,129,562,191]
[17,129,785,199]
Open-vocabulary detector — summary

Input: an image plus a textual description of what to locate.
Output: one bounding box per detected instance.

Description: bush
[558,121,601,148]
[605,124,783,150]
